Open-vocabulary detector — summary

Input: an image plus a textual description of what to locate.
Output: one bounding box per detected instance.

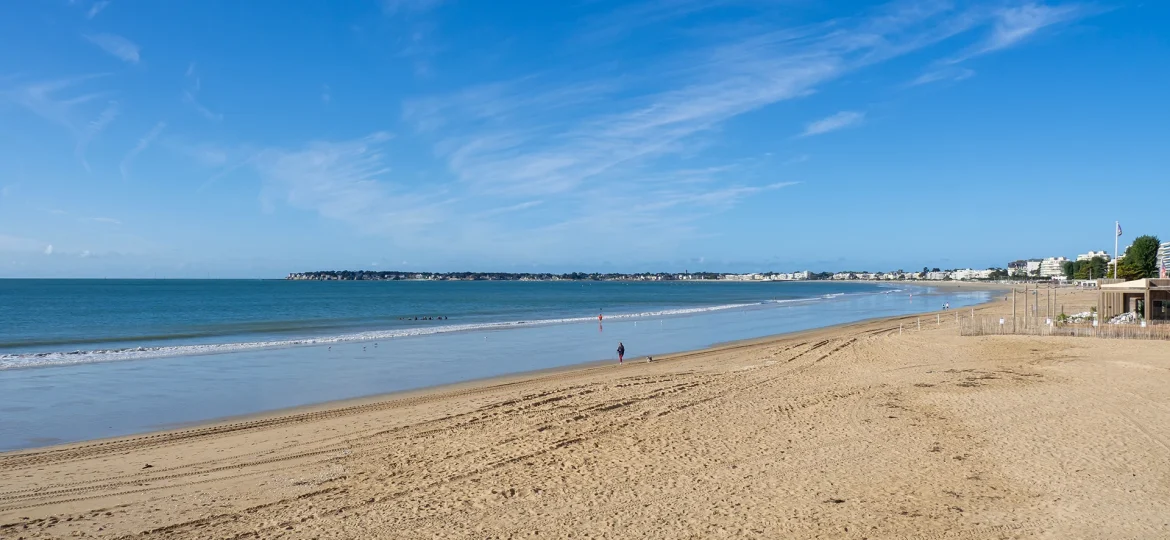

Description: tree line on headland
[1062,235,1163,281]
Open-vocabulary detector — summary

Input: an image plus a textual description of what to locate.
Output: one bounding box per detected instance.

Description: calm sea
[0,279,993,450]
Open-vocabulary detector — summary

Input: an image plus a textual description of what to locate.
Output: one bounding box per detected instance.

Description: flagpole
[1112,221,1118,278]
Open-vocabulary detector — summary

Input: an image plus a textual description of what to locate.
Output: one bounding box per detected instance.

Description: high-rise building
[1077,251,1110,262]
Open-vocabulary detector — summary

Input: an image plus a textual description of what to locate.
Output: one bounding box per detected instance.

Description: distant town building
[1077,250,1110,262]
[1159,241,1169,272]
[1039,257,1068,278]
[951,269,993,281]
[1008,259,1042,277]
[925,271,949,280]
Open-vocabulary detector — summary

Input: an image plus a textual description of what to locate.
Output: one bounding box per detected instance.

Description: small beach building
[1097,278,1170,322]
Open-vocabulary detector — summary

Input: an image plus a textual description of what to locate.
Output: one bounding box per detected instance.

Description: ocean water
[0,279,993,451]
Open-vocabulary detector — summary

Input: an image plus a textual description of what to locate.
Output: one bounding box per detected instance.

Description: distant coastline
[285,269,1023,284]
[287,270,785,282]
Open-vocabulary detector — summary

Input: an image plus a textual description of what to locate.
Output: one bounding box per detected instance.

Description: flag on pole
[1116,222,1123,237]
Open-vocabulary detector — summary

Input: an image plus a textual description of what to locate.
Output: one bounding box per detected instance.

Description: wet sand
[2,288,1169,539]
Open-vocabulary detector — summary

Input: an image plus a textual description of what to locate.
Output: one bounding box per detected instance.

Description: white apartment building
[1158,241,1169,271]
[1039,257,1068,278]
[722,273,764,281]
[951,269,993,281]
[925,271,949,280]
[766,271,810,281]
[1077,250,1109,262]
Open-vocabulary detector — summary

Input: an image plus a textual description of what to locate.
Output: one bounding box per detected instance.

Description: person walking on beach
[617,342,625,364]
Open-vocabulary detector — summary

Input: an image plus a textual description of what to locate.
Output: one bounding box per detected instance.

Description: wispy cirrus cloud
[471,200,544,219]
[92,217,122,225]
[800,111,865,137]
[173,0,1100,265]
[75,100,119,172]
[576,0,734,44]
[86,1,110,19]
[1,74,110,133]
[381,2,1024,257]
[120,121,166,181]
[391,0,1042,259]
[84,33,140,64]
[381,0,444,15]
[3,75,125,171]
[407,1,976,197]
[247,133,454,237]
[955,2,1091,62]
[183,63,223,122]
[908,2,1097,85]
[909,66,975,86]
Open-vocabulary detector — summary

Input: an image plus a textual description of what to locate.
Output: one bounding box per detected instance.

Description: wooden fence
[960,316,1170,340]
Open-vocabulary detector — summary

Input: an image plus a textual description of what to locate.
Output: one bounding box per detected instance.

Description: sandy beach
[3,287,1169,539]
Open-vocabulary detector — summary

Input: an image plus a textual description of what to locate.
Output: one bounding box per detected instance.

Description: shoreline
[0,293,1007,458]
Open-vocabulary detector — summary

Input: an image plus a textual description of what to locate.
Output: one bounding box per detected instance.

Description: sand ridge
[2,288,1169,539]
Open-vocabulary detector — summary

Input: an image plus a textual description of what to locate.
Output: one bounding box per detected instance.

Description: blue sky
[1,0,1166,277]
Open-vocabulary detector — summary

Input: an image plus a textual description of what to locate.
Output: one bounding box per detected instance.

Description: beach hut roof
[1100,278,1170,290]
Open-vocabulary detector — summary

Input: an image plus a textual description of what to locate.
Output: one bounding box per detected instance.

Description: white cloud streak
[248,133,452,236]
[946,2,1093,64]
[92,217,122,225]
[800,111,865,137]
[472,200,543,219]
[84,33,140,64]
[1,74,110,134]
[86,1,110,19]
[391,0,1052,260]
[183,66,223,122]
[910,66,975,86]
[120,121,167,181]
[408,2,995,202]
[381,0,443,15]
[75,100,119,172]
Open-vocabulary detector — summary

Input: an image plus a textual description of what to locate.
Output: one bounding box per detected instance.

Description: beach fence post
[1012,289,1017,333]
[918,317,921,331]
[937,314,940,326]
